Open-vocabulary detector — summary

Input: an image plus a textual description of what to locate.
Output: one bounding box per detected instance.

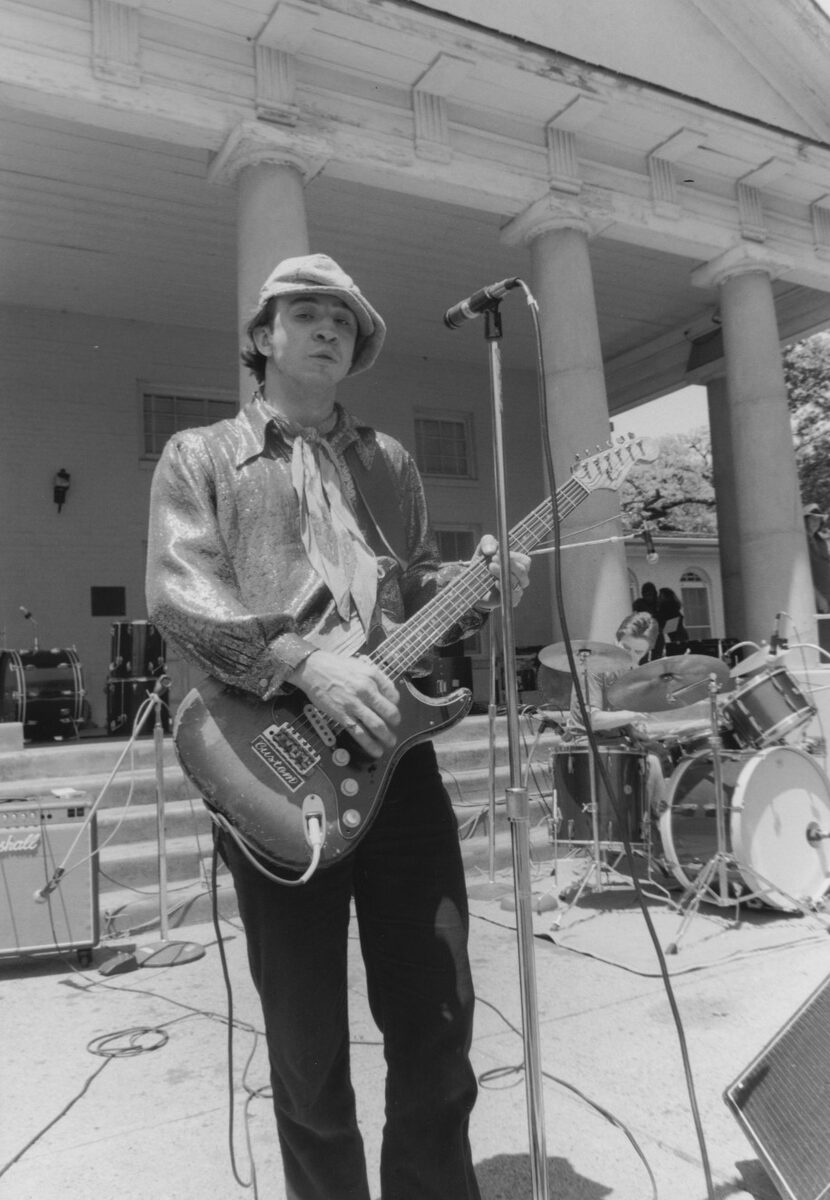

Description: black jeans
[220,741,481,1200]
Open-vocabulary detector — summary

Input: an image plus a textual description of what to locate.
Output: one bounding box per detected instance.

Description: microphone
[19,606,39,651]
[641,526,659,564]
[769,612,787,652]
[443,278,521,329]
[34,868,64,904]
[153,674,172,695]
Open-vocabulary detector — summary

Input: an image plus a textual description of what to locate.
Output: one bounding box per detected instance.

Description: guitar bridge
[251,721,321,792]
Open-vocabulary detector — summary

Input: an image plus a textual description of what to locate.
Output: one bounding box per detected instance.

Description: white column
[706,375,744,636]
[209,123,327,400]
[503,198,631,643]
[692,246,817,651]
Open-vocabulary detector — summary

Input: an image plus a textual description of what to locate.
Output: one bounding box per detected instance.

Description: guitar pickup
[303,703,336,746]
[251,721,321,792]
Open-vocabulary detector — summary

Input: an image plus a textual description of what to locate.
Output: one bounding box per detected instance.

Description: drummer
[565,612,659,735]
[563,611,666,817]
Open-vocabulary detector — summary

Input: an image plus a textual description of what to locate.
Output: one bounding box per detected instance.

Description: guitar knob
[342,809,362,828]
[332,748,350,767]
[340,778,359,797]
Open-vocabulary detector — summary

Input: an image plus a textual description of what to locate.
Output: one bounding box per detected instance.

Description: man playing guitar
[146,253,530,1200]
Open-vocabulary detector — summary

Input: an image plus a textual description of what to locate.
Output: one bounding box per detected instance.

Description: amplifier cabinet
[724,972,830,1200]
[0,798,99,960]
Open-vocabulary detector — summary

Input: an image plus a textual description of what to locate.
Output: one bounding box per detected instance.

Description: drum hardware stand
[550,660,632,930]
[663,674,743,953]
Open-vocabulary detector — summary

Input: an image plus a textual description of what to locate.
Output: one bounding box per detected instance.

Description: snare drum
[723,666,814,749]
[658,722,740,776]
[110,620,166,678]
[0,648,85,739]
[552,745,646,844]
[659,746,830,910]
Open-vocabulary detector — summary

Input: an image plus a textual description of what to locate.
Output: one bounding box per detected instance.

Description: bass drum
[0,648,85,739]
[659,746,830,911]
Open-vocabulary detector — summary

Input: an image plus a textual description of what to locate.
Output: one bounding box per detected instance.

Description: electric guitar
[173,436,657,874]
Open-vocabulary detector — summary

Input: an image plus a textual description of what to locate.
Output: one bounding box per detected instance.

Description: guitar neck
[368,474,589,681]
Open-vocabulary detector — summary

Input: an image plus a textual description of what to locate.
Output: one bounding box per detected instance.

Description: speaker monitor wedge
[724,972,830,1200]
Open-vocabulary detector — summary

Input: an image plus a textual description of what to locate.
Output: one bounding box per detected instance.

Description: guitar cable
[209,809,324,887]
[523,288,717,1200]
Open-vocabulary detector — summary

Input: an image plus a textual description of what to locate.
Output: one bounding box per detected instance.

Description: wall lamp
[53,468,71,513]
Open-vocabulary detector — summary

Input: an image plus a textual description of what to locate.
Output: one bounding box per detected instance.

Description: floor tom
[110,620,166,678]
[106,677,170,736]
[552,745,646,845]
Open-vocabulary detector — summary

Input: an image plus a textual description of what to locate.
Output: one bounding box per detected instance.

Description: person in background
[656,586,689,646]
[146,252,531,1200]
[633,580,658,618]
[804,502,830,614]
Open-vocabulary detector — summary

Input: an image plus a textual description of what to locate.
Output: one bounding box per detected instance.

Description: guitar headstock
[571,435,658,493]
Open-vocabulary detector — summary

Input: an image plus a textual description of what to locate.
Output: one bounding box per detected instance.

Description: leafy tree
[783,331,830,514]
[620,426,715,535]
[620,330,830,535]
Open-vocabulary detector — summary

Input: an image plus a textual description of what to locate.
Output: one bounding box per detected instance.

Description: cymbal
[538,640,629,674]
[607,655,732,713]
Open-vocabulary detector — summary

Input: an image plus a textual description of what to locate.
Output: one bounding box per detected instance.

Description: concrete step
[0,717,549,810]
[0,714,559,940]
[0,764,195,808]
[98,804,557,940]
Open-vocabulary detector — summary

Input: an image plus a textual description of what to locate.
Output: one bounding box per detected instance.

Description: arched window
[680,570,711,639]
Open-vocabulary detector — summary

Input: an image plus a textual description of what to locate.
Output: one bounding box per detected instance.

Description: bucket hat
[257,253,386,375]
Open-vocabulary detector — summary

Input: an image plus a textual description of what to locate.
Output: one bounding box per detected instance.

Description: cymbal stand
[552,658,626,928]
[665,674,739,954]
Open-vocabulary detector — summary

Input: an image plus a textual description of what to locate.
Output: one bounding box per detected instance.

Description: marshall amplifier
[0,797,99,960]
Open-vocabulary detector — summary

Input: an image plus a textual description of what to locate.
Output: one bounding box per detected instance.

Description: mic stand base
[138,690,206,969]
[133,939,206,968]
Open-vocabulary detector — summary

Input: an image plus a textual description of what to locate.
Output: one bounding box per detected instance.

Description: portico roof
[2,0,830,416]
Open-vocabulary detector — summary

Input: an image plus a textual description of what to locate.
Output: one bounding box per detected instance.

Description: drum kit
[0,646,86,741]
[538,638,830,927]
[0,617,168,741]
[106,620,169,735]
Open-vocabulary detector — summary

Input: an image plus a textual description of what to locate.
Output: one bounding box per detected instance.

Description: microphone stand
[133,680,205,968]
[483,304,550,1200]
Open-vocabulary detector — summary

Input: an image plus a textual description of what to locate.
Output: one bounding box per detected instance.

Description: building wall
[0,304,556,728]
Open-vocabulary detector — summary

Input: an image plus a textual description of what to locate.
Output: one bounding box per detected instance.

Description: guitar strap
[344,441,409,571]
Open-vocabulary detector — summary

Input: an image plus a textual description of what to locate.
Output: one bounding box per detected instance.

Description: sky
[612,384,709,439]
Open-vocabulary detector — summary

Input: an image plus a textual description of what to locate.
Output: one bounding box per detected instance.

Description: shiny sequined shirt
[146,396,482,698]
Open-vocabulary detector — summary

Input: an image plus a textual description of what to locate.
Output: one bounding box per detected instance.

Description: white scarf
[287,427,378,636]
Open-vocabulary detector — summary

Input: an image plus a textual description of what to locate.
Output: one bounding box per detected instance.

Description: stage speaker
[0,798,99,960]
[724,972,830,1200]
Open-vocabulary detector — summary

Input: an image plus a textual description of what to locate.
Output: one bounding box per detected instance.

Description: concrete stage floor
[2,843,830,1200]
